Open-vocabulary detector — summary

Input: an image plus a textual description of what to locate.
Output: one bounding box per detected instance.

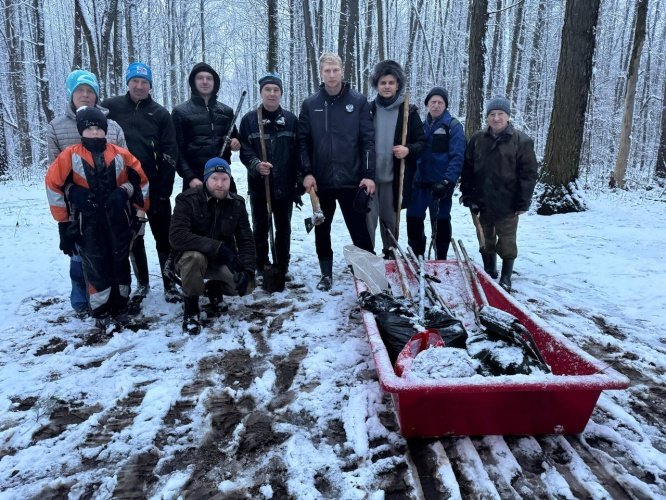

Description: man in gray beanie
[460,96,538,292]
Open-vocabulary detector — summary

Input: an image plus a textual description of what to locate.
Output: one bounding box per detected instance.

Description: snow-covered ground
[0,165,665,498]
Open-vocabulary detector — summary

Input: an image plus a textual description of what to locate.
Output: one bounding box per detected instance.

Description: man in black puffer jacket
[102,62,180,303]
[172,62,240,192]
[239,73,301,278]
[298,53,376,291]
[169,158,255,334]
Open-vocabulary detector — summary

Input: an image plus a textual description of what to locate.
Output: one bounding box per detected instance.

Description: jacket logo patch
[346,104,354,113]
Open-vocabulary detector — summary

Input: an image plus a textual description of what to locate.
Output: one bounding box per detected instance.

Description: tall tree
[537,0,601,215]
[338,0,359,86]
[376,0,385,62]
[302,0,319,89]
[465,0,489,141]
[505,0,526,101]
[32,0,53,123]
[267,0,278,72]
[200,0,205,61]
[611,0,648,189]
[0,97,7,178]
[125,0,137,62]
[656,77,666,181]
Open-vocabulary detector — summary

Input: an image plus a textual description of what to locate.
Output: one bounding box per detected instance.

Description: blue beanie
[486,96,511,116]
[66,70,99,99]
[203,158,231,182]
[126,62,153,87]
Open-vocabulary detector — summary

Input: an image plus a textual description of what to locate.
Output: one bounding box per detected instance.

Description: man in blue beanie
[460,95,538,292]
[46,69,126,318]
[102,62,180,306]
[169,158,256,334]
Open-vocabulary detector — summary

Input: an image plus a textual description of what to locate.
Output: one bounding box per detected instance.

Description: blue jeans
[70,254,88,312]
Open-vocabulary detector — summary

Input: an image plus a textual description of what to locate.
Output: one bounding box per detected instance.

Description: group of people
[45,53,537,335]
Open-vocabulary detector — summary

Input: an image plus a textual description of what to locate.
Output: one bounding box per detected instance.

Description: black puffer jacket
[171,63,239,186]
[460,124,538,216]
[101,93,178,198]
[369,100,425,209]
[169,185,256,273]
[238,106,300,201]
[298,82,375,189]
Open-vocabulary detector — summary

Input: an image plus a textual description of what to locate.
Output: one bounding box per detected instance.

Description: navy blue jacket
[298,83,375,189]
[413,110,465,186]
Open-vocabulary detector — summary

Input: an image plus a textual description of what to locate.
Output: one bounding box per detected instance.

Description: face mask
[81,137,107,153]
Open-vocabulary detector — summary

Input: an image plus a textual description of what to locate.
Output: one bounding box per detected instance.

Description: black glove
[58,222,78,256]
[431,180,451,199]
[67,185,98,213]
[216,243,238,271]
[234,271,250,297]
[105,187,130,211]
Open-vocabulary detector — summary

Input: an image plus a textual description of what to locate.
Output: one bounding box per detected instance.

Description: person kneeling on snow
[46,106,149,329]
[169,158,256,334]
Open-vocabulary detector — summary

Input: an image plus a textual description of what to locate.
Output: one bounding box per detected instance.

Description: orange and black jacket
[46,143,150,223]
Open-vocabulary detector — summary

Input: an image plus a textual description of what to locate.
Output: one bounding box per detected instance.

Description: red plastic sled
[355,260,630,437]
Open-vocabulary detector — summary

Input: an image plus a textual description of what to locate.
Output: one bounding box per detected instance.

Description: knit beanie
[370,60,405,93]
[66,70,100,99]
[203,158,231,182]
[486,96,511,116]
[76,106,108,136]
[126,62,153,87]
[259,72,283,93]
[424,86,449,107]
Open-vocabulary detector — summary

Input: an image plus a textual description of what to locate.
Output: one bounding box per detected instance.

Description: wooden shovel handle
[309,189,321,212]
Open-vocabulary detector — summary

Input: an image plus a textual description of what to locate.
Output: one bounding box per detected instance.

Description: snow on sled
[354,259,629,438]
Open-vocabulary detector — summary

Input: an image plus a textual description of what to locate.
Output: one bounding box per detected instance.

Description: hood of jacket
[188,62,220,99]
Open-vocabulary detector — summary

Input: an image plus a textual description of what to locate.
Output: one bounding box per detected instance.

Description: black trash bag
[423,309,467,348]
[358,291,412,316]
[376,311,417,363]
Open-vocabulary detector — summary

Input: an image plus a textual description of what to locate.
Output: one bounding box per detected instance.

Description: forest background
[0,0,665,213]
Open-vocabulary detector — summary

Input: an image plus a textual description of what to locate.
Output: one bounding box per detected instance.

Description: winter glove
[67,185,98,213]
[233,271,250,297]
[216,243,238,271]
[431,180,451,199]
[58,222,78,256]
[105,187,130,211]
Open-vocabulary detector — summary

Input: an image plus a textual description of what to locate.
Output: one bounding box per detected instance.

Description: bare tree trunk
[485,0,502,99]
[200,0,205,61]
[538,0,601,215]
[125,0,137,62]
[361,0,373,95]
[76,0,99,77]
[338,0,359,86]
[655,73,666,180]
[112,13,123,95]
[33,0,53,123]
[267,0,278,72]
[3,0,33,169]
[403,0,424,80]
[465,0,488,141]
[505,0,525,101]
[98,0,119,96]
[0,97,8,178]
[169,0,178,108]
[611,0,648,189]
[72,0,83,68]
[524,0,546,135]
[302,0,319,89]
[376,0,385,62]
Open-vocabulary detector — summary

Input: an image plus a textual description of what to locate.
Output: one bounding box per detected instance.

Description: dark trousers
[78,206,133,318]
[479,211,519,260]
[130,197,173,286]
[250,195,293,270]
[406,186,454,259]
[315,188,373,261]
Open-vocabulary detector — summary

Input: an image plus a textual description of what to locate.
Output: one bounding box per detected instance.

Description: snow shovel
[257,107,285,293]
[304,190,325,233]
[457,240,549,371]
[343,244,389,296]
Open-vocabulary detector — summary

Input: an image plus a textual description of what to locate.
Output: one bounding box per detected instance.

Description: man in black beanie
[367,60,425,258]
[460,95,538,292]
[238,72,301,282]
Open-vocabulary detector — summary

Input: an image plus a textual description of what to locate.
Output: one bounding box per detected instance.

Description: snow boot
[316,259,333,291]
[482,252,499,279]
[499,259,515,292]
[204,280,228,314]
[182,296,201,335]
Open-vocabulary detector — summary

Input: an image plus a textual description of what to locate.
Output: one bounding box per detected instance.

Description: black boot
[482,252,498,279]
[159,250,181,303]
[182,296,201,334]
[204,280,228,314]
[130,237,150,299]
[499,259,515,292]
[317,259,333,291]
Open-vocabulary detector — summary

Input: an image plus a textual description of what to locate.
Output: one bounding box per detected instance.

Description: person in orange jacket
[46,106,150,329]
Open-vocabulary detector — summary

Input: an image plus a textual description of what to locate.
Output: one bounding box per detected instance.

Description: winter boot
[499,259,515,292]
[204,280,228,314]
[316,259,333,291]
[130,238,150,298]
[95,313,111,331]
[481,252,499,279]
[182,296,201,335]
